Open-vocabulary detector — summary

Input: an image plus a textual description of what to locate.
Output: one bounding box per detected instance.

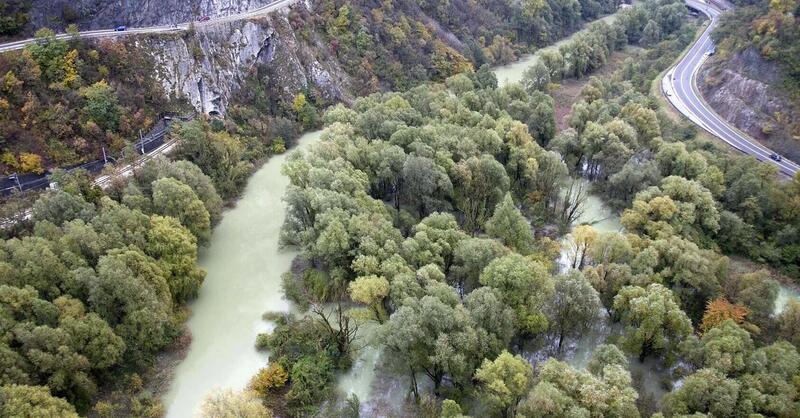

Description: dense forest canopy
[248,4,800,415]
[2,0,800,416]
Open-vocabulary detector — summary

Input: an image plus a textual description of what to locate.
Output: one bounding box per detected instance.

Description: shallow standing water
[163,131,322,417]
[775,285,800,315]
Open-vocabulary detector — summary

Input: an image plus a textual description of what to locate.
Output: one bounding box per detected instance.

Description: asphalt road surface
[663,0,799,176]
[0,0,299,53]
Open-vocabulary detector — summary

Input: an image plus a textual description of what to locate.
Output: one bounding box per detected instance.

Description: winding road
[663,0,800,176]
[0,0,299,54]
[1,0,795,177]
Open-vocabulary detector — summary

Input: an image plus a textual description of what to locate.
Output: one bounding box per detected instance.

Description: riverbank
[162,130,322,417]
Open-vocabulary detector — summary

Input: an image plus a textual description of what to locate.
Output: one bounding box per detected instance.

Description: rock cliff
[131,3,351,116]
[698,47,800,161]
[28,0,278,31]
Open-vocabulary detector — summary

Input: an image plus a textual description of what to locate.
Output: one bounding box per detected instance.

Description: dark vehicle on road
[115,25,127,31]
[198,16,211,22]
[770,153,783,162]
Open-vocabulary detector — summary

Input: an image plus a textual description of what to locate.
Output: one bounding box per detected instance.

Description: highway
[0,0,299,54]
[663,0,800,176]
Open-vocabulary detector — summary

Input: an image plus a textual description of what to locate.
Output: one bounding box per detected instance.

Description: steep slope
[141,11,352,116]
[27,0,277,31]
[698,47,800,161]
[697,0,800,160]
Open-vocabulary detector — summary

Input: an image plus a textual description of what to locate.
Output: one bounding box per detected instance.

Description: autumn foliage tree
[700,298,751,334]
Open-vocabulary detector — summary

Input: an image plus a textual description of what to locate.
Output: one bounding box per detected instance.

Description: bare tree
[554,178,588,232]
[311,302,358,358]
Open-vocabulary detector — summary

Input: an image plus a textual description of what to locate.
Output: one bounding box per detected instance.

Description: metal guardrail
[0,114,193,196]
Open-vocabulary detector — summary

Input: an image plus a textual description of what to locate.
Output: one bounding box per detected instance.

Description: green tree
[151,177,211,245]
[450,238,509,295]
[479,254,554,335]
[145,215,205,304]
[79,80,120,132]
[31,190,96,227]
[522,61,551,93]
[474,350,532,418]
[682,320,753,376]
[613,284,693,362]
[518,357,640,418]
[660,367,756,417]
[451,155,510,233]
[485,194,534,254]
[640,19,661,47]
[779,299,800,349]
[348,275,390,323]
[546,270,601,351]
[0,384,78,418]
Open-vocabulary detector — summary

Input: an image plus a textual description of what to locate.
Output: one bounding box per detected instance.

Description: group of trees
[522,0,689,90]
[306,0,627,95]
[254,4,800,413]
[546,6,800,277]
[0,0,29,37]
[713,0,800,91]
[0,28,176,174]
[0,157,222,415]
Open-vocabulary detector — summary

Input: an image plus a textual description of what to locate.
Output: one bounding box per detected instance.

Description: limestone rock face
[133,5,351,115]
[698,47,800,161]
[28,0,277,30]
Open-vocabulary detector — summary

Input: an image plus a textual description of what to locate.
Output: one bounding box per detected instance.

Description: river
[162,8,646,412]
[163,131,322,417]
[493,10,625,87]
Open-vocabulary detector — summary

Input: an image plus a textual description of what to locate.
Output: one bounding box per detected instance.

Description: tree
[485,194,534,254]
[19,153,44,174]
[79,80,120,132]
[145,215,205,304]
[401,213,466,272]
[518,358,639,418]
[640,20,661,47]
[684,320,753,376]
[32,190,96,226]
[700,298,750,334]
[563,224,598,270]
[151,177,211,245]
[479,254,554,335]
[632,236,726,322]
[451,155,510,233]
[546,270,601,350]
[474,351,532,418]
[199,389,274,418]
[660,368,741,417]
[613,284,693,362]
[585,262,636,317]
[553,178,589,231]
[522,61,551,93]
[723,270,778,330]
[779,299,800,349]
[250,363,288,394]
[348,275,390,323]
[402,156,453,217]
[450,238,509,295]
[621,176,720,242]
[586,344,629,376]
[0,385,78,418]
[173,120,254,198]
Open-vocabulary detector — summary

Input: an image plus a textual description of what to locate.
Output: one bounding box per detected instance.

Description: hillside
[0,0,624,175]
[698,0,800,159]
